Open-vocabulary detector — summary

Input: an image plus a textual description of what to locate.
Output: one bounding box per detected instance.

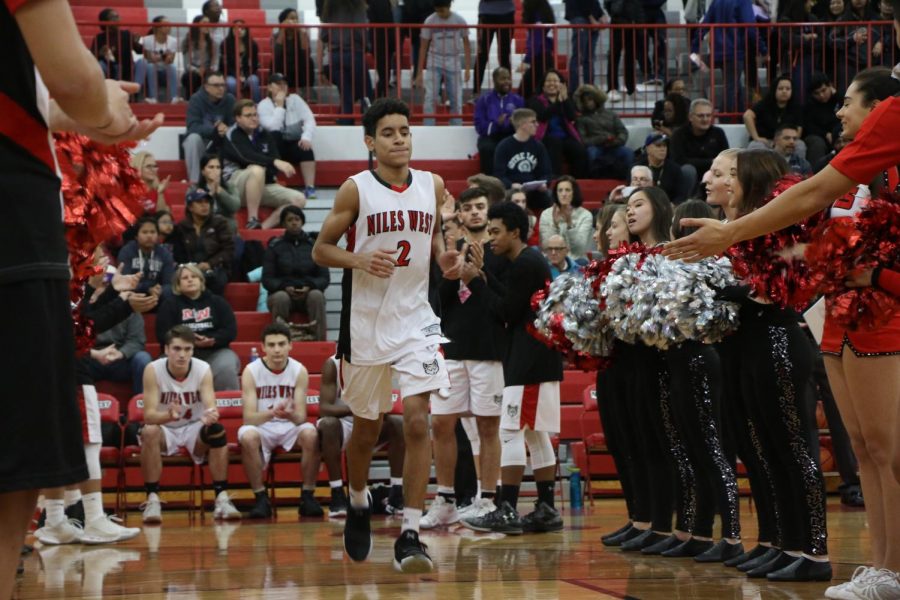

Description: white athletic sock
[349,487,369,509]
[45,499,66,526]
[83,492,104,523]
[390,477,402,487]
[329,480,344,489]
[64,489,82,507]
[402,508,422,534]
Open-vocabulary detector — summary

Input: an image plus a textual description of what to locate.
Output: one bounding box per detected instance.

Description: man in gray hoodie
[183,71,235,183]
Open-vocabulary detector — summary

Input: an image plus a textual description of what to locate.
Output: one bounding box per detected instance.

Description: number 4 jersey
[339,168,444,366]
[151,357,209,429]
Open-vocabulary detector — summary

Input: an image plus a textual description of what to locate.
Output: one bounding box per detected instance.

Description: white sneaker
[35,518,83,545]
[81,515,141,545]
[420,496,459,529]
[857,569,900,600]
[607,89,623,103]
[826,566,875,599]
[213,492,242,520]
[140,494,162,524]
[458,497,496,521]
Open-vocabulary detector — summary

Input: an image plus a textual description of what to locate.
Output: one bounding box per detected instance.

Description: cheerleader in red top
[815,67,900,598]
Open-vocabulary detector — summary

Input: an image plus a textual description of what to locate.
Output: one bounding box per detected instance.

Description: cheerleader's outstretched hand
[662,218,733,261]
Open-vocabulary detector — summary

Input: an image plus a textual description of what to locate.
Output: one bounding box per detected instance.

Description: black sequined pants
[737,304,828,556]
[667,342,741,539]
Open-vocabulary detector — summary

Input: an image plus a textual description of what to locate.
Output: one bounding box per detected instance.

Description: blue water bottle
[569,467,583,510]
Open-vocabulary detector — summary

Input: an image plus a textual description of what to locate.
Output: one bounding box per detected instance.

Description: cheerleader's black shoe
[695,539,745,563]
[747,551,795,578]
[737,547,782,572]
[767,556,833,582]
[641,534,682,555]
[601,522,633,543]
[661,538,714,558]
[621,530,667,552]
[725,544,769,568]
[602,525,643,547]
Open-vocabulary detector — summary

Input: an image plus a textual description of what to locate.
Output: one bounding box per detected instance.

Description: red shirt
[830,97,900,184]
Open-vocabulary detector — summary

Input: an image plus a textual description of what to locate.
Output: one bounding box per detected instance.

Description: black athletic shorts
[0,279,88,491]
[278,139,316,165]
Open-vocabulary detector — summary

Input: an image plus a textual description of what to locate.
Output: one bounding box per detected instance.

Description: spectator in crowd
[87,308,152,395]
[202,0,229,72]
[135,16,180,103]
[318,0,372,125]
[190,154,241,230]
[262,206,329,341]
[630,165,653,188]
[829,0,881,93]
[538,175,594,260]
[155,211,176,253]
[182,16,215,99]
[117,216,176,299]
[574,84,632,179]
[802,72,841,164]
[633,133,693,204]
[475,68,525,176]
[402,0,433,81]
[517,0,555,100]
[131,151,171,214]
[605,0,643,102]
[543,234,584,278]
[259,73,319,199]
[155,265,241,391]
[506,187,537,243]
[93,8,142,84]
[744,75,805,155]
[473,0,515,95]
[815,0,844,20]
[873,0,898,67]
[415,0,471,126]
[222,99,307,230]
[171,189,235,296]
[183,71,236,184]
[443,215,463,247]
[812,125,846,173]
[530,70,588,178]
[670,98,730,190]
[690,0,757,115]
[565,0,606,93]
[772,124,813,175]
[651,81,691,136]
[222,20,261,103]
[638,0,668,86]
[467,173,508,205]
[493,108,554,188]
[776,0,824,105]
[273,9,315,91]
[369,0,398,98]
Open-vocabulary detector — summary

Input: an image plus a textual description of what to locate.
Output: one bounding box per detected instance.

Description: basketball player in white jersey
[312,98,461,573]
[139,325,240,524]
[317,354,406,518]
[238,322,323,519]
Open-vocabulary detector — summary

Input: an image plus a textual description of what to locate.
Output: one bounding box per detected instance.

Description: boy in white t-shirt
[414,0,471,126]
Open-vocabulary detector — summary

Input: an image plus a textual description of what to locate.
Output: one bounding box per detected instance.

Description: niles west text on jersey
[366,210,434,236]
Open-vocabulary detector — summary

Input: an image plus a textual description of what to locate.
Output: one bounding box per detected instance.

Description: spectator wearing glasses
[222,99,307,230]
[183,72,236,184]
[131,151,170,214]
[543,234,584,278]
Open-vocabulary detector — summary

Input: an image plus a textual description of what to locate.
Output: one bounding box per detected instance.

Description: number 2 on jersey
[396,240,411,267]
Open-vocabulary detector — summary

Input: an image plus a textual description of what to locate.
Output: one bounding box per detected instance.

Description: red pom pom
[55,133,148,355]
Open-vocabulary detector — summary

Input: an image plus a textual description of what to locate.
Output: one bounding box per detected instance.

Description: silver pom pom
[533,271,614,357]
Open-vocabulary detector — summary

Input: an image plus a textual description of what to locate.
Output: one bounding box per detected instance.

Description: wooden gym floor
[15,497,869,599]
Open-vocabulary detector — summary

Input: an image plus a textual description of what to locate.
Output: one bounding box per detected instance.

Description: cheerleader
[613,188,695,553]
[728,150,831,581]
[593,205,649,545]
[660,200,743,561]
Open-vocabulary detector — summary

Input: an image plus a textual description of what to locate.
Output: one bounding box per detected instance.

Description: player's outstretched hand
[662,218,732,262]
[360,248,397,278]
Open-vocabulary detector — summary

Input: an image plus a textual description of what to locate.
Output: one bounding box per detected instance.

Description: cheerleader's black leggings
[736,302,828,556]
[666,341,741,539]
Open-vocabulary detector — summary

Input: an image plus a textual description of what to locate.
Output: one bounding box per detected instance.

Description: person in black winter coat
[262,206,330,340]
[171,188,235,296]
[155,264,240,391]
[605,0,644,100]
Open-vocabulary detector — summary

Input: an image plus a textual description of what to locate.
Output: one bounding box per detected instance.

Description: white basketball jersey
[151,357,209,429]
[829,184,870,218]
[342,169,443,365]
[247,357,302,422]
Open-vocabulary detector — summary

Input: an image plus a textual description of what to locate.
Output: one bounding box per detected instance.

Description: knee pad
[84,443,102,480]
[499,428,527,468]
[201,422,227,448]
[524,429,556,470]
